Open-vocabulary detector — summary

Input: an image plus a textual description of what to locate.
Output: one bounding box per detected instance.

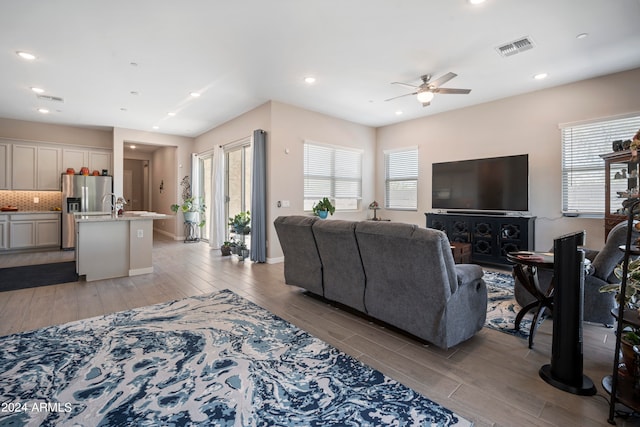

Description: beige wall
[0,117,112,148]
[3,67,639,255]
[376,67,640,251]
[195,101,376,260]
[113,127,194,239]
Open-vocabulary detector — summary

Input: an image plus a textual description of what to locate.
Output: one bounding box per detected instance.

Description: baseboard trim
[267,256,284,264]
[129,267,154,276]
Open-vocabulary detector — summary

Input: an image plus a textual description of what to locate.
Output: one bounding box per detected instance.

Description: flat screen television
[432,154,529,212]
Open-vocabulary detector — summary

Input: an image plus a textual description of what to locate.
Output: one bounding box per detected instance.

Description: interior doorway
[123,159,148,211]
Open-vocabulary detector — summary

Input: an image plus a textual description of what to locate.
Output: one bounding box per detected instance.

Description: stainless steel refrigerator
[61,174,113,250]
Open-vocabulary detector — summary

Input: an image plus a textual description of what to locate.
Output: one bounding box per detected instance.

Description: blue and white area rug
[0,289,471,426]
[483,270,532,338]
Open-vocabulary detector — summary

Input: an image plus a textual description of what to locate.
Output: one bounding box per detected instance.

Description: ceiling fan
[385,72,471,107]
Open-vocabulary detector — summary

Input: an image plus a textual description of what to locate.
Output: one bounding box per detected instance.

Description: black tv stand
[426,213,535,266]
[446,210,507,216]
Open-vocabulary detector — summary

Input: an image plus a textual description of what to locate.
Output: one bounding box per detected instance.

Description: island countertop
[74,211,171,281]
[74,211,171,222]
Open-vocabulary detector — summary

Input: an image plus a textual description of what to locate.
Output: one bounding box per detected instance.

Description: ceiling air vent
[36,94,64,103]
[495,36,534,57]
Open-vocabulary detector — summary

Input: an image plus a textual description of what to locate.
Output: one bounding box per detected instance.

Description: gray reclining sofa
[274,215,488,349]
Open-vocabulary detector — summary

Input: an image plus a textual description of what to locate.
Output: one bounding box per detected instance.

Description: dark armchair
[514,221,635,326]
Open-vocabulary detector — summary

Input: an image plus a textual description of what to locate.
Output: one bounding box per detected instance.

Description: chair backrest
[593,221,638,282]
[273,215,323,295]
[312,219,367,312]
[354,221,458,339]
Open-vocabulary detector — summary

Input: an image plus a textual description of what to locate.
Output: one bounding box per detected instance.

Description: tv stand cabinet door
[426,213,535,266]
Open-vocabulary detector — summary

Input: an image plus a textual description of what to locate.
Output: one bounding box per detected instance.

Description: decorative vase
[318,210,328,219]
[183,211,198,223]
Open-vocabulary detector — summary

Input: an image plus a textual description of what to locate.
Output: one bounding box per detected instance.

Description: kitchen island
[74,211,169,282]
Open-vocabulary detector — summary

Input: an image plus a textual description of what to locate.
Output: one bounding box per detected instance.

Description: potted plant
[170,176,206,227]
[221,241,232,256]
[229,211,251,235]
[601,258,640,374]
[312,197,335,219]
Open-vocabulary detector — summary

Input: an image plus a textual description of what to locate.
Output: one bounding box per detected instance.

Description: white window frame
[303,140,363,211]
[384,147,418,211]
[561,113,640,215]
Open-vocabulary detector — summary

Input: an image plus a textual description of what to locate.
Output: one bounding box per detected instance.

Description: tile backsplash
[0,191,62,211]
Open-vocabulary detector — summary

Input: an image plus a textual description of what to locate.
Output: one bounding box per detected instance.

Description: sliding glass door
[198,155,213,241]
[226,143,252,244]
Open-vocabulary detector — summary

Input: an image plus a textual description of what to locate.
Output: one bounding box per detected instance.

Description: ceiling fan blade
[391,81,419,89]
[384,92,417,102]
[428,72,457,88]
[433,87,471,95]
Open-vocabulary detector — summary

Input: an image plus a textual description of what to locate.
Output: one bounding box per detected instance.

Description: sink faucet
[102,193,116,215]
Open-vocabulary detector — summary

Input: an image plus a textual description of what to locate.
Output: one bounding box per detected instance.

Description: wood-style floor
[0,234,637,426]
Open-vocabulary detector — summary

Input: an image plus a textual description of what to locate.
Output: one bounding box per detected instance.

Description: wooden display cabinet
[601,150,639,239]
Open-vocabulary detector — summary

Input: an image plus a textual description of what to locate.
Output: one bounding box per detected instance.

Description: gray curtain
[250,129,267,262]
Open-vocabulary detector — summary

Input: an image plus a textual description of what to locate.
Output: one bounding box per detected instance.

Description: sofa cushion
[273,216,323,295]
[312,220,367,312]
[355,221,460,345]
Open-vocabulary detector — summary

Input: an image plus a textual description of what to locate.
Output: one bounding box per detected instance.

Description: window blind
[385,148,418,210]
[303,142,362,210]
[561,115,640,214]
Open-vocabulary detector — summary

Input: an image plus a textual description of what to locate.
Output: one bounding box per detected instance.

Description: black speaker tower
[539,230,596,395]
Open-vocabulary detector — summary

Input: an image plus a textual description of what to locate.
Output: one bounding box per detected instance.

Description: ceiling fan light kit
[386,72,471,107]
[416,91,434,104]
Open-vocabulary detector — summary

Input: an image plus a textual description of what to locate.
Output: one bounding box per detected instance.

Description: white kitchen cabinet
[63,147,88,173]
[36,219,60,246]
[0,143,10,189]
[11,144,37,190]
[9,220,35,248]
[0,217,7,250]
[8,213,61,250]
[37,146,62,190]
[89,150,111,174]
[11,144,62,190]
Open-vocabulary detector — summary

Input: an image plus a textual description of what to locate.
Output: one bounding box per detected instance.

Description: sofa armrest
[455,264,484,287]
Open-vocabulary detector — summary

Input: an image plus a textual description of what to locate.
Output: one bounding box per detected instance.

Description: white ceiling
[1,0,639,138]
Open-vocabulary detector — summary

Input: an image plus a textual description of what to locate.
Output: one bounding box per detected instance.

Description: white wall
[376,68,640,251]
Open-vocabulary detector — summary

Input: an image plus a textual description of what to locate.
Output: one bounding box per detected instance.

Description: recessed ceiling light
[190,92,201,97]
[533,73,548,80]
[152,126,159,130]
[468,0,485,4]
[30,87,44,94]
[395,111,403,116]
[17,51,36,60]
[37,108,49,114]
[167,112,176,116]
[304,76,316,84]
[576,33,589,40]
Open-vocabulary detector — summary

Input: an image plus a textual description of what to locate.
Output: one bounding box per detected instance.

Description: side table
[506,251,554,349]
[450,242,471,264]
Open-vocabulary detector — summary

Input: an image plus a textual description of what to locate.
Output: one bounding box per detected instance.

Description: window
[385,147,418,210]
[304,141,362,211]
[561,114,640,214]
